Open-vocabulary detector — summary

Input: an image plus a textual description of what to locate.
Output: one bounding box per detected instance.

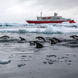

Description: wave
[0,22,78,34]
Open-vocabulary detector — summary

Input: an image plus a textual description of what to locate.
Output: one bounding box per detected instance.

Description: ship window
[56,17,60,19]
[42,17,46,19]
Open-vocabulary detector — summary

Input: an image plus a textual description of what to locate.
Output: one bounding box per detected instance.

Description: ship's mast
[40,12,42,17]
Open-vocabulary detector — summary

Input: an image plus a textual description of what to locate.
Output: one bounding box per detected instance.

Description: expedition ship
[26,13,75,24]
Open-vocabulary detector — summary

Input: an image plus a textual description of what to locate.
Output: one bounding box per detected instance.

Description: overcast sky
[0,0,78,23]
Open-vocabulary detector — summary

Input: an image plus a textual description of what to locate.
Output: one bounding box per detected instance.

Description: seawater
[0,23,78,78]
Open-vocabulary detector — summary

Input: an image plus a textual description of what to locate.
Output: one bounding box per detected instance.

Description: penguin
[70,35,78,40]
[19,37,26,41]
[48,38,57,45]
[29,41,36,46]
[52,37,62,43]
[34,41,43,48]
[0,35,9,39]
[18,37,26,43]
[36,36,46,42]
[29,41,43,48]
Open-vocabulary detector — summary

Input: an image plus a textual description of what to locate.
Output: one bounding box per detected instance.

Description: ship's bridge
[37,13,68,21]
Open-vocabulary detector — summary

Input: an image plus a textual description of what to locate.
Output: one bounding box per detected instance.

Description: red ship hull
[26,20,75,24]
